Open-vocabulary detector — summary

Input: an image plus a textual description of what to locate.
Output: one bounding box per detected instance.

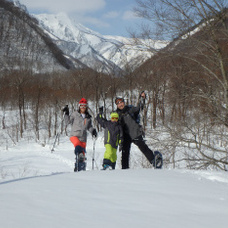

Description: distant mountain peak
[1,1,168,74]
[35,13,168,74]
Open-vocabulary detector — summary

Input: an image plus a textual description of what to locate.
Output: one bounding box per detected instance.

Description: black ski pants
[121,135,155,169]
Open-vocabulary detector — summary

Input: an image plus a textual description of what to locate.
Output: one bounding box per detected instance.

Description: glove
[119,144,123,152]
[62,106,69,116]
[63,111,69,115]
[92,129,97,138]
[99,106,103,115]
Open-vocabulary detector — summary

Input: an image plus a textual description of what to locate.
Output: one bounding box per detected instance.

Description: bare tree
[133,0,228,170]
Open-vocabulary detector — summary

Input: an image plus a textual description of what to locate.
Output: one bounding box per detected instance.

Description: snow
[0,135,228,228]
[34,13,169,72]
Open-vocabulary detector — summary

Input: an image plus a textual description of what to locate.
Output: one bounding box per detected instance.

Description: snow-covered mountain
[0,1,168,74]
[35,13,168,74]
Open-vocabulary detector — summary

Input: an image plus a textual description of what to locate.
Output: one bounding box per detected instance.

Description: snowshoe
[74,152,86,172]
[153,151,163,169]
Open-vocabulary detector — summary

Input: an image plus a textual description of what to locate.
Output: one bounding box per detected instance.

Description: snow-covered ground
[0,134,228,228]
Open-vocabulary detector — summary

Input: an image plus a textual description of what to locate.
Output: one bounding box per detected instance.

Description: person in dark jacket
[96,108,123,170]
[62,105,70,134]
[115,92,162,169]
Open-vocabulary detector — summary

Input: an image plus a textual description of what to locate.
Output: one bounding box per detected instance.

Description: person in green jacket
[96,107,123,170]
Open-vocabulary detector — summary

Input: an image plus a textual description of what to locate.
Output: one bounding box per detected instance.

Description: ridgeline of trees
[0,0,77,73]
[132,0,228,170]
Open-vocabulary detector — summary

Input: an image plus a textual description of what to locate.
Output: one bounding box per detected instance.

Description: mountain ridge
[0,0,83,73]
[0,0,168,75]
[34,12,168,74]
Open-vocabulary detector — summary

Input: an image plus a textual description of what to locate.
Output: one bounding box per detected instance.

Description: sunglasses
[111,117,118,120]
[80,105,87,108]
[116,100,124,105]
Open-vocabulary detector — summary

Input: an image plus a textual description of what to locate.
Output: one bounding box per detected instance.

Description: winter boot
[102,159,115,170]
[102,164,112,170]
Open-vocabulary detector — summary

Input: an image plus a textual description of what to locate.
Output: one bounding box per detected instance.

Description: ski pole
[51,113,65,152]
[92,137,96,170]
[92,137,99,170]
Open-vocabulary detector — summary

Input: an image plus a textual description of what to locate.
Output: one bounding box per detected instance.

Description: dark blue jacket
[96,114,123,149]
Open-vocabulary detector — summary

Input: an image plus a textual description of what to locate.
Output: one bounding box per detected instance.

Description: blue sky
[19,0,144,37]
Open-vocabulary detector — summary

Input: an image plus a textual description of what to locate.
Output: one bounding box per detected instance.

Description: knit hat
[79,98,87,105]
[110,112,119,119]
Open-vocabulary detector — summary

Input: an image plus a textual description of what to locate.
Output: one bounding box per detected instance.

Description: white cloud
[19,0,106,13]
[103,11,119,19]
[77,16,110,28]
[122,10,139,20]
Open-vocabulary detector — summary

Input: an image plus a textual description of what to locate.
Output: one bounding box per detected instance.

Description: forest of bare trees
[132,0,228,170]
[0,0,75,74]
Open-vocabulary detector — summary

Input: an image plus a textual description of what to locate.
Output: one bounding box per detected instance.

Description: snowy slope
[0,135,228,228]
[0,2,77,73]
[34,13,168,73]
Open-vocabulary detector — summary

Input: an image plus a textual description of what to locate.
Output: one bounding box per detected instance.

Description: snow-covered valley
[0,134,227,228]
